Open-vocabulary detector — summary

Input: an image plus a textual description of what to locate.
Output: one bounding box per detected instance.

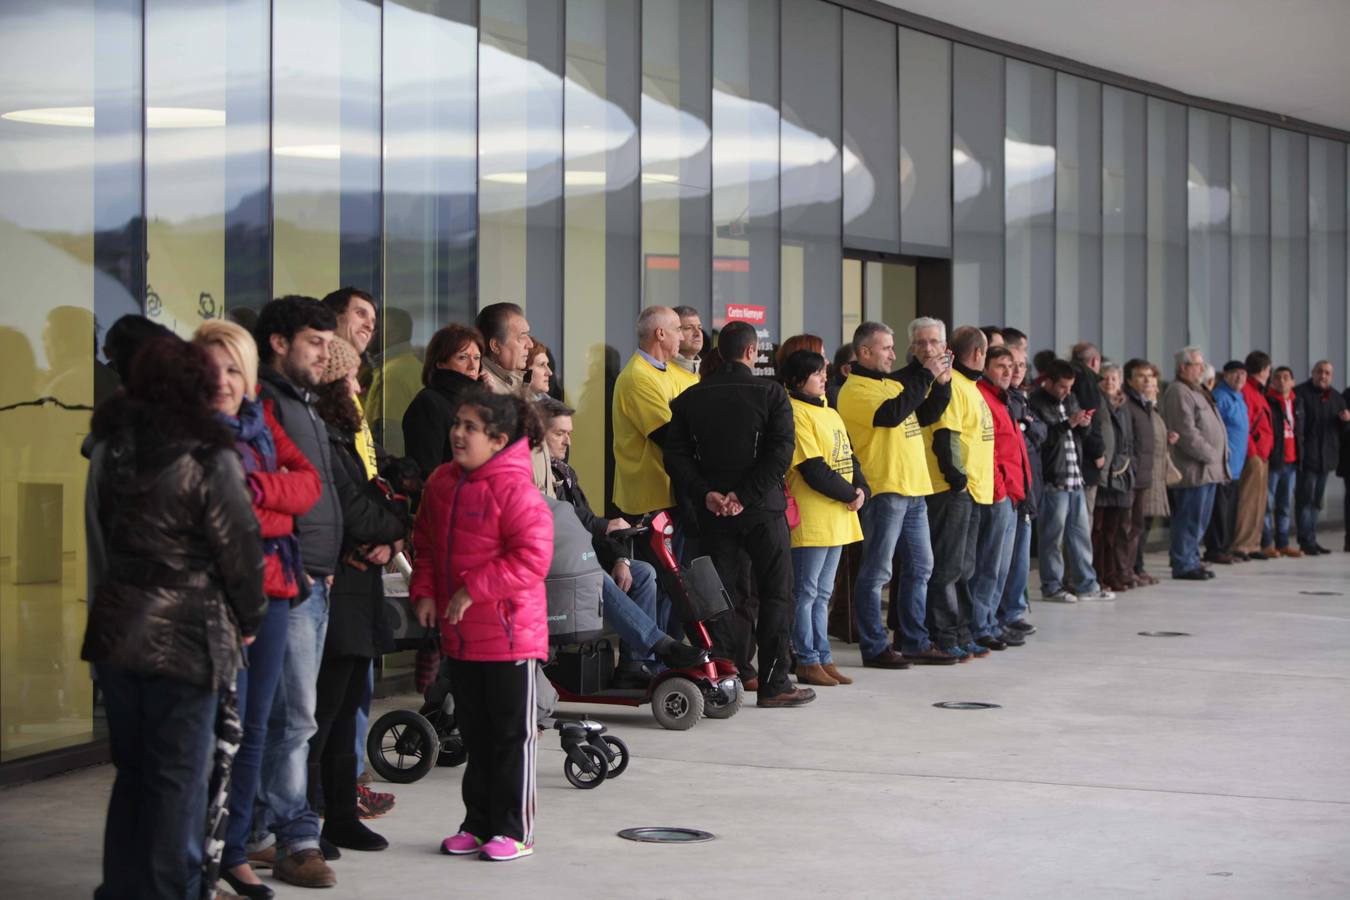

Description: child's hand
[414,596,437,629]
[445,587,473,625]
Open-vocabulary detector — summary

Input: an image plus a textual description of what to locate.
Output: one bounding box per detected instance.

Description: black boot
[322,819,389,852]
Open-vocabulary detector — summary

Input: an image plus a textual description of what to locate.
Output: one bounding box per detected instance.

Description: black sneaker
[996,630,1026,647]
[322,819,389,852]
[975,636,1007,652]
[1005,620,1037,635]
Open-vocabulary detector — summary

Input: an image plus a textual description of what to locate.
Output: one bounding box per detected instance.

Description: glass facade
[3,0,1350,771]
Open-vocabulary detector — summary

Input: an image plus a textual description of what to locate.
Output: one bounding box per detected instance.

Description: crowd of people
[80,290,1350,898]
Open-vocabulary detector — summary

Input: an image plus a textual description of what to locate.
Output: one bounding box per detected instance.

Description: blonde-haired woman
[194,318,321,899]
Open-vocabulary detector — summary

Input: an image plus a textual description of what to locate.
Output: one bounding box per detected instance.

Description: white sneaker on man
[1077,589,1116,601]
[1041,591,1078,603]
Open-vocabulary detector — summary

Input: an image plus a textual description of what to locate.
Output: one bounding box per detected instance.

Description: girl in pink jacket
[411,389,553,862]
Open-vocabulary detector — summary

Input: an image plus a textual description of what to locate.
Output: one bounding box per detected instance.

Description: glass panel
[780,0,841,341]
[564,0,640,507]
[1101,86,1146,363]
[1230,119,1270,361]
[1187,109,1230,363]
[273,0,382,299]
[0,0,136,762]
[1004,60,1055,339]
[1270,129,1309,376]
[842,258,863,345]
[899,28,951,256]
[1147,98,1188,366]
[1310,138,1347,373]
[952,45,1004,327]
[1055,73,1101,352]
[379,0,479,456]
[842,11,897,255]
[640,0,711,321]
[712,0,779,362]
[479,0,565,350]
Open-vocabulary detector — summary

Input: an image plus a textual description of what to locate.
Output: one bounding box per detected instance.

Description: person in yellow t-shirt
[836,319,956,668]
[782,350,868,687]
[923,325,997,660]
[611,305,691,518]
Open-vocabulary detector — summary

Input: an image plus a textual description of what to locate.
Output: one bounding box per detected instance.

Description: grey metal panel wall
[952,44,1004,328]
[842,11,899,254]
[1102,86,1146,363]
[1055,73,1102,354]
[1230,119,1271,362]
[1271,129,1309,377]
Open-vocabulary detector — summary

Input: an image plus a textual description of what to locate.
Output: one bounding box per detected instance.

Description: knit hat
[323,337,361,384]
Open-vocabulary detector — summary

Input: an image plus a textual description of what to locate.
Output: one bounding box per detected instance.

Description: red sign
[724,303,766,325]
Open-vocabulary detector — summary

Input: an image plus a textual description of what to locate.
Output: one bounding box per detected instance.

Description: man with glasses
[1163,346,1230,580]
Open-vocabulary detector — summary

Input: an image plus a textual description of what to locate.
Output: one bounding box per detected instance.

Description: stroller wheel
[366,709,440,784]
[704,677,744,720]
[601,735,629,778]
[651,678,704,731]
[563,745,608,789]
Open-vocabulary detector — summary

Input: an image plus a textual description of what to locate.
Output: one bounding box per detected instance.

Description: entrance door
[841,254,951,345]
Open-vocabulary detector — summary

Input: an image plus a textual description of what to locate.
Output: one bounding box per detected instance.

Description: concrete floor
[3,542,1349,900]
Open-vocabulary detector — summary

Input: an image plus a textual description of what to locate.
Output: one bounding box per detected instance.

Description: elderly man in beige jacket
[1163,346,1230,580]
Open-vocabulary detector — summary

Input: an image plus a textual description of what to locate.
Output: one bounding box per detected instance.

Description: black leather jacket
[82,429,266,689]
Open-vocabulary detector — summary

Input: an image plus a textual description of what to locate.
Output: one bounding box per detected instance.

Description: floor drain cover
[932,701,1001,710]
[618,827,715,844]
[1138,631,1191,637]
[1298,590,1342,596]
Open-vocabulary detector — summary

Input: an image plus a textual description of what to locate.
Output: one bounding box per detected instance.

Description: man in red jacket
[1233,351,1275,560]
[969,346,1032,649]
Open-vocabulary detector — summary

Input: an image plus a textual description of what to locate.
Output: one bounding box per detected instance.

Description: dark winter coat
[1007,386,1047,517]
[1028,386,1090,490]
[401,368,480,480]
[1267,389,1302,474]
[1123,386,1156,492]
[1095,396,1136,508]
[1070,361,1105,486]
[1293,380,1347,474]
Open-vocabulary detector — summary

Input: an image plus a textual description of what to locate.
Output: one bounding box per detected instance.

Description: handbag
[1165,451,1183,487]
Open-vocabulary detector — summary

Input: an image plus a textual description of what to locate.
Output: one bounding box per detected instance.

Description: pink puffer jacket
[410,439,553,662]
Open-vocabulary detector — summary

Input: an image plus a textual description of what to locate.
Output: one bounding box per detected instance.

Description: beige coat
[1163,380,1229,488]
[480,356,556,495]
[1143,405,1172,517]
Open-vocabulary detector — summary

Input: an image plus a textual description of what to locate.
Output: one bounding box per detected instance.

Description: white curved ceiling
[878,0,1350,133]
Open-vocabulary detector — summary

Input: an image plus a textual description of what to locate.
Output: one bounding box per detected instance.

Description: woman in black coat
[83,337,265,900]
[400,323,486,478]
[309,339,410,852]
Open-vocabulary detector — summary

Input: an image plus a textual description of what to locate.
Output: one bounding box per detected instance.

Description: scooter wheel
[366,709,439,784]
[563,745,608,789]
[601,735,629,778]
[651,678,704,730]
[704,677,744,720]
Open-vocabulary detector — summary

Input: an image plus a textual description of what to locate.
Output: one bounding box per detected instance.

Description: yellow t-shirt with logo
[788,398,864,548]
[925,370,995,504]
[668,361,699,392]
[612,353,690,515]
[836,374,934,497]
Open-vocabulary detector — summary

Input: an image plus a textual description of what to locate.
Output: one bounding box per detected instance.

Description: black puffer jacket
[1007,386,1047,517]
[1028,386,1090,490]
[82,427,266,689]
[325,425,410,659]
[402,368,480,479]
[1294,380,1347,474]
[1070,361,1105,486]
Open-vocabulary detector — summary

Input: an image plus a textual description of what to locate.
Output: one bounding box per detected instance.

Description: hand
[444,587,473,625]
[605,517,633,534]
[947,473,968,494]
[934,352,953,385]
[1095,457,1105,470]
[365,544,393,566]
[612,560,633,592]
[1068,410,1090,428]
[1168,431,1180,445]
[705,491,729,515]
[242,635,256,647]
[723,492,744,516]
[847,488,865,512]
[921,352,947,380]
[414,596,437,629]
[1339,409,1350,422]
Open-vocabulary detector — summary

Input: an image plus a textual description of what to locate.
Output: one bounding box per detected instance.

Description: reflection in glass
[952,45,1003,327]
[781,0,842,340]
[1230,119,1270,359]
[1308,138,1347,372]
[1147,98,1188,365]
[712,0,780,353]
[899,28,951,257]
[1004,60,1055,337]
[1187,109,1230,362]
[1055,73,1101,351]
[479,0,564,352]
[380,0,479,455]
[842,11,897,255]
[1101,86,1146,362]
[641,0,711,317]
[1270,129,1309,375]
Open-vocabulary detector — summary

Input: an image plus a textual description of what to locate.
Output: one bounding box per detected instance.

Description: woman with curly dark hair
[401,323,486,478]
[83,336,266,900]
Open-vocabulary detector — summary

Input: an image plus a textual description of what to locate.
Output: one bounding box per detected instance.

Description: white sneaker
[1078,589,1116,600]
[1041,591,1078,603]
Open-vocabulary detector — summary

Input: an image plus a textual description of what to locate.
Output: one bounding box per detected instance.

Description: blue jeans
[1295,469,1330,550]
[95,664,217,900]
[253,577,329,855]
[223,599,290,870]
[998,511,1033,625]
[790,545,842,665]
[1170,484,1217,575]
[1265,466,1296,548]
[1038,486,1101,595]
[856,493,933,657]
[969,499,1016,639]
[603,559,664,664]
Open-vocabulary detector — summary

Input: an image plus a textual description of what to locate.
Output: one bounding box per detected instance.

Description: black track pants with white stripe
[447,658,537,844]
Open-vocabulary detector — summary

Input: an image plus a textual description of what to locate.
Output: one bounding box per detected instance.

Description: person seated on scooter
[541,399,706,687]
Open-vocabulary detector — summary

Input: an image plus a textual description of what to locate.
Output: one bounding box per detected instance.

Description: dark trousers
[448,658,537,843]
[224,599,290,868]
[308,654,371,826]
[1124,488,1149,577]
[95,664,217,900]
[1296,469,1330,549]
[700,509,794,696]
[1204,480,1239,557]
[925,490,975,650]
[1092,503,1131,588]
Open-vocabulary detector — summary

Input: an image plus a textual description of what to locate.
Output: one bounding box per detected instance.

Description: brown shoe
[900,645,960,666]
[1279,547,1303,558]
[756,686,816,708]
[245,846,276,870]
[274,848,337,889]
[356,770,373,787]
[1136,572,1159,586]
[1261,546,1281,559]
[820,662,853,685]
[862,649,912,670]
[795,663,838,686]
[742,677,759,692]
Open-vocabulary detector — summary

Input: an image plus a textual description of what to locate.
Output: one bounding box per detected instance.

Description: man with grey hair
[1293,359,1348,554]
[836,319,955,667]
[671,305,704,384]
[1163,345,1229,579]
